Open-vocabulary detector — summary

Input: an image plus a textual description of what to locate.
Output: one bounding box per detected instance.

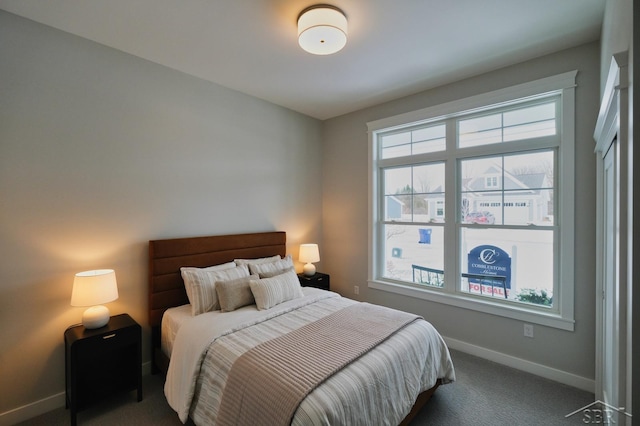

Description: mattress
[161,304,192,358]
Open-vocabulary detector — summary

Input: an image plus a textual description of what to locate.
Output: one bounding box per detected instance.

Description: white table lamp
[71,269,119,329]
[299,244,320,276]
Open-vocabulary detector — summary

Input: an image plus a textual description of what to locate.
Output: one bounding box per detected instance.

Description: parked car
[465,211,495,224]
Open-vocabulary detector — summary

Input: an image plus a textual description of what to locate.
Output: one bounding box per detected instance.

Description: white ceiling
[0,0,605,120]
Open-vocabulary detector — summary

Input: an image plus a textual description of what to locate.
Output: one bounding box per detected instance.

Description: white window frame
[367,71,576,331]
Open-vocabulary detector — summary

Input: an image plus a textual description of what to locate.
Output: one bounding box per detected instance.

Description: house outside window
[367,72,576,330]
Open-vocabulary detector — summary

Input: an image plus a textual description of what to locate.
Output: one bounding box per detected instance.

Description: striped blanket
[216,303,421,425]
[164,288,455,425]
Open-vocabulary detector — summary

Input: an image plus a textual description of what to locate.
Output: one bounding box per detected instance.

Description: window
[368,72,576,330]
[485,176,499,188]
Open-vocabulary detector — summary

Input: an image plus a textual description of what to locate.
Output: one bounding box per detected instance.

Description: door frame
[594,51,629,418]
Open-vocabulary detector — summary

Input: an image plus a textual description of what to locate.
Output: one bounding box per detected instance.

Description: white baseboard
[0,392,66,426]
[0,361,153,426]
[444,336,595,393]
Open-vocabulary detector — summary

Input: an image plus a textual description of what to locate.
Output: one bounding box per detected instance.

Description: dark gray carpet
[17,349,596,425]
[408,350,596,425]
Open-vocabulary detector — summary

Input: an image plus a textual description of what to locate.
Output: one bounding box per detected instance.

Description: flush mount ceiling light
[297,5,347,55]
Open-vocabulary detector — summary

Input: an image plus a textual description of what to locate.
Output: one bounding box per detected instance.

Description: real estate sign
[467,245,511,297]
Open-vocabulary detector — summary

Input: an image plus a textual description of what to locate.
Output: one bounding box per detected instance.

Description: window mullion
[501,156,505,223]
[443,118,457,294]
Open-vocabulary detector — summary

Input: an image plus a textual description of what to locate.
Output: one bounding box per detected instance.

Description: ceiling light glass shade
[298,6,347,55]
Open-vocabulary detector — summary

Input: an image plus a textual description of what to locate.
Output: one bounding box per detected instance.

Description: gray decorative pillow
[216,274,259,312]
[248,254,294,275]
[258,267,295,279]
[234,255,281,266]
[249,268,303,310]
[180,261,236,273]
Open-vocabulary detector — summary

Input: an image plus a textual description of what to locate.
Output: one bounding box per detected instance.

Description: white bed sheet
[161,304,193,358]
[161,293,307,360]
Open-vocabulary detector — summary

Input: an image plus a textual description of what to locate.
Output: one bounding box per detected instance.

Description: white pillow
[248,255,294,276]
[234,255,281,266]
[181,264,250,315]
[249,268,303,310]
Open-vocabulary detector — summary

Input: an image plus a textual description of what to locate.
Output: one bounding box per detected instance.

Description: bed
[148,231,455,425]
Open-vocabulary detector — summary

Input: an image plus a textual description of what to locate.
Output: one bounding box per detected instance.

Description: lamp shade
[71,269,118,306]
[71,269,118,329]
[298,5,347,55]
[299,244,320,276]
[299,244,320,263]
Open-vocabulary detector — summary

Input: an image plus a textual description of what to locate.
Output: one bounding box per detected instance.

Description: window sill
[368,279,575,331]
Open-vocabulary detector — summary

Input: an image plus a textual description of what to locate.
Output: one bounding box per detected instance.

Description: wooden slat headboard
[148,231,286,327]
[148,231,286,373]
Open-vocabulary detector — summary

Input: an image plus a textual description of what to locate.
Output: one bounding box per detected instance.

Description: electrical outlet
[524,323,534,338]
[354,285,359,295]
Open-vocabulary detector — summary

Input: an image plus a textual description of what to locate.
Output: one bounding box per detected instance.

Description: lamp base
[82,305,110,329]
[303,263,316,276]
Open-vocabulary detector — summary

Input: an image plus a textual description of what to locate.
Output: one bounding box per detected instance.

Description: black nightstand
[65,313,142,426]
[298,272,330,291]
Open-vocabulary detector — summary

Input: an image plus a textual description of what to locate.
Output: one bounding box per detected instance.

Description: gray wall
[322,42,600,382]
[600,0,632,94]
[0,11,322,416]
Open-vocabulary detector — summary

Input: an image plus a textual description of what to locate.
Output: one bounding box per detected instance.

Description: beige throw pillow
[216,274,259,312]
